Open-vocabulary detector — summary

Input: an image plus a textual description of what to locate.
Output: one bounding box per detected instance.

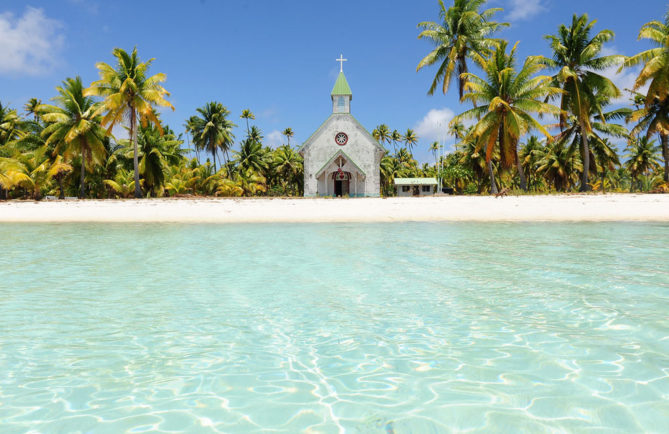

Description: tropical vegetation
[1,2,668,200]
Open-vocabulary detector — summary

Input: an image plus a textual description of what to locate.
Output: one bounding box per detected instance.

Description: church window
[338,96,346,108]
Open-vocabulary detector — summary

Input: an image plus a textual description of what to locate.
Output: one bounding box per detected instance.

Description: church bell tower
[331,54,352,114]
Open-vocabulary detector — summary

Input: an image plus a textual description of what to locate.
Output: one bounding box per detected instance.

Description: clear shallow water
[0,222,668,433]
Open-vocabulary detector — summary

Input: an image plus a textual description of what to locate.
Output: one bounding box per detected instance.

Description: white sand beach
[0,194,668,223]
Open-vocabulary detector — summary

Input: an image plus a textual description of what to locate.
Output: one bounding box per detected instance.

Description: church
[299,56,385,197]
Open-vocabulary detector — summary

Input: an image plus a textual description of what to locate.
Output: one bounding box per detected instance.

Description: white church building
[299,56,385,197]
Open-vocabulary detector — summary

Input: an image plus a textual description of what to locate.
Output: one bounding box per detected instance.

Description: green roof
[394,178,438,186]
[331,72,352,96]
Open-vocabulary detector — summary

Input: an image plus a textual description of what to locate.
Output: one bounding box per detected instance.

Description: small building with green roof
[299,56,385,197]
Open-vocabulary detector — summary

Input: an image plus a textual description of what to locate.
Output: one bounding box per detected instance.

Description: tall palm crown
[544,14,622,191]
[190,102,236,172]
[622,12,669,181]
[241,109,255,136]
[0,103,24,147]
[282,128,294,146]
[451,41,562,191]
[38,77,107,198]
[85,47,173,198]
[417,0,508,98]
[24,98,42,121]
[403,129,419,152]
[372,124,391,151]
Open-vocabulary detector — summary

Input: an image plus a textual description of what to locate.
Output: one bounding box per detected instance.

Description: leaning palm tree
[544,14,623,191]
[621,13,669,181]
[282,127,294,147]
[189,102,236,172]
[240,109,255,137]
[451,41,562,192]
[416,0,508,98]
[38,77,107,198]
[85,47,174,198]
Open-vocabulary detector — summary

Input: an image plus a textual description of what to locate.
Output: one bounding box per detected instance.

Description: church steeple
[331,54,352,113]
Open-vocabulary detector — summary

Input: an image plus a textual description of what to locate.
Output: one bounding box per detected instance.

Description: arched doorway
[332,169,350,196]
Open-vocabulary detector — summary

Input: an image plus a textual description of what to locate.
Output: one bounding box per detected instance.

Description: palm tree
[273,145,303,195]
[519,136,544,190]
[0,102,24,147]
[235,137,269,175]
[429,141,441,167]
[38,77,107,198]
[403,129,419,153]
[282,128,294,147]
[551,97,629,190]
[85,47,174,198]
[372,124,391,151]
[189,102,236,172]
[24,98,42,121]
[537,141,582,191]
[544,14,623,191]
[621,12,669,181]
[416,0,508,98]
[451,41,562,192]
[625,136,662,191]
[241,109,255,137]
[391,130,402,154]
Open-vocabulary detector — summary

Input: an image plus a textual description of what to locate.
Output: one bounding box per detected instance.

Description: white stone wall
[302,114,383,197]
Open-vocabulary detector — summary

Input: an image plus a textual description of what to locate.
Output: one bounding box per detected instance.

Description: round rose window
[335,132,348,146]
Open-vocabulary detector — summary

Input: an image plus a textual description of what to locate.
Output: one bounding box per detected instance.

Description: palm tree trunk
[662,133,669,183]
[131,109,142,198]
[515,151,527,191]
[487,160,498,194]
[79,147,86,199]
[579,120,591,192]
[57,175,65,199]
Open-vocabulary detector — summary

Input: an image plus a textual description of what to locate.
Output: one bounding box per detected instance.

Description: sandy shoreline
[0,194,668,223]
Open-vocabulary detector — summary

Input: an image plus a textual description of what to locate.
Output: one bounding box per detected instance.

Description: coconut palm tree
[235,137,269,175]
[451,41,562,192]
[241,109,255,137]
[38,77,107,198]
[519,136,544,190]
[625,136,662,191]
[273,144,303,195]
[628,95,669,182]
[537,140,582,191]
[372,124,391,151]
[189,102,236,172]
[282,127,294,147]
[85,47,174,198]
[416,0,508,98]
[0,102,24,147]
[544,14,623,191]
[429,141,441,167]
[403,129,419,153]
[24,98,42,122]
[391,130,402,154]
[621,12,669,181]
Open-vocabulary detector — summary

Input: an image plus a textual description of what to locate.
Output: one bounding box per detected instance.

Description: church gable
[299,113,384,156]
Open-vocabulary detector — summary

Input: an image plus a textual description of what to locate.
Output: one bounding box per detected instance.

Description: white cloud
[599,47,648,105]
[413,108,455,143]
[506,0,547,21]
[0,7,64,76]
[266,130,284,148]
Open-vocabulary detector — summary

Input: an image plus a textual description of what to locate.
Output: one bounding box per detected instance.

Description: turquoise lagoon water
[1,222,668,433]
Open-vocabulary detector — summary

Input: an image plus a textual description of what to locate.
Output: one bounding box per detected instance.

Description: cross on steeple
[336,54,347,72]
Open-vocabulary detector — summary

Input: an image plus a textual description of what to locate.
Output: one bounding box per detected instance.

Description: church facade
[299,61,385,197]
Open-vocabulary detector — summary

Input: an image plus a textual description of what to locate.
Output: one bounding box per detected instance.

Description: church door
[334,180,349,197]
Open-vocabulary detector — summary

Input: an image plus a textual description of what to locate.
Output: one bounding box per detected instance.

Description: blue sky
[0,0,666,163]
